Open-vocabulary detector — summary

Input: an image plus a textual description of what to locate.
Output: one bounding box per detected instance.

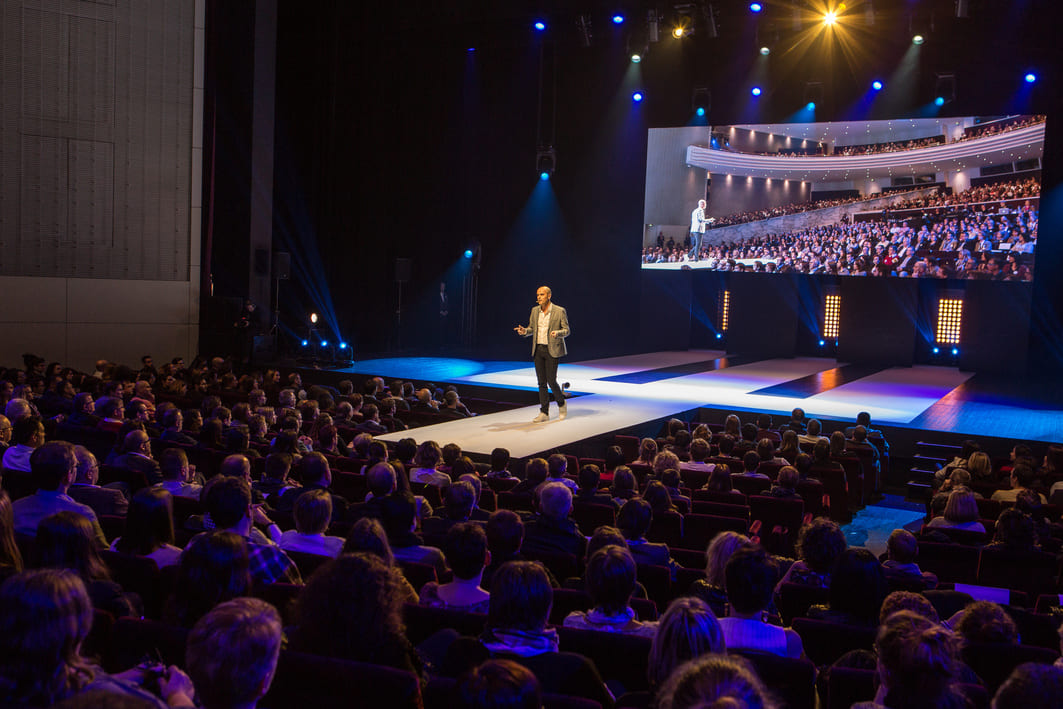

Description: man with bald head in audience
[112,428,163,486]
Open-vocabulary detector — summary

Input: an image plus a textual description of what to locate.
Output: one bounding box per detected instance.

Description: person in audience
[247,414,270,445]
[535,453,576,495]
[734,450,770,480]
[610,465,640,507]
[182,409,203,436]
[510,457,548,497]
[224,426,260,461]
[425,480,480,536]
[409,440,452,487]
[933,440,982,486]
[185,597,282,709]
[481,560,613,706]
[634,438,658,466]
[156,448,203,500]
[647,597,725,691]
[688,531,752,617]
[680,438,715,474]
[775,517,846,590]
[798,419,828,447]
[993,662,1063,708]
[278,489,345,557]
[767,465,802,499]
[599,445,625,482]
[563,545,657,637]
[991,463,1046,503]
[379,490,447,578]
[964,451,994,482]
[460,659,542,709]
[112,430,163,486]
[808,548,887,627]
[95,396,125,433]
[36,511,138,617]
[955,600,1018,645]
[881,529,937,589]
[199,476,300,586]
[757,438,788,467]
[197,419,225,450]
[653,450,682,479]
[0,569,194,708]
[617,497,678,577]
[655,653,775,709]
[419,522,491,612]
[0,491,23,581]
[341,517,418,602]
[2,414,45,472]
[290,553,423,677]
[68,446,129,517]
[985,508,1041,552]
[778,430,801,464]
[459,473,492,522]
[113,488,183,568]
[734,423,760,458]
[275,451,347,521]
[13,441,108,547]
[165,530,251,629]
[853,610,966,709]
[928,488,986,533]
[719,546,803,658]
[659,469,691,511]
[644,479,679,516]
[482,509,531,590]
[575,464,617,508]
[486,447,515,479]
[523,482,587,559]
[701,465,734,492]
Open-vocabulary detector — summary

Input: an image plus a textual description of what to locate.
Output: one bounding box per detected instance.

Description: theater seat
[264,650,423,709]
[731,649,816,709]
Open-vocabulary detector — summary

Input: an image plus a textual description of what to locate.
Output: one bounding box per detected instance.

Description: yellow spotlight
[824,10,837,25]
[672,26,685,38]
[310,313,318,324]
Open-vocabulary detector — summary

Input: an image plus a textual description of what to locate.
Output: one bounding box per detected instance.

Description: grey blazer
[522,304,570,358]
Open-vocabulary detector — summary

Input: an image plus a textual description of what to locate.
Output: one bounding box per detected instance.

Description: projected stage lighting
[464,249,474,259]
[301,340,309,347]
[934,96,945,106]
[320,340,328,347]
[631,53,641,63]
[806,101,816,110]
[696,108,705,116]
[672,27,685,38]
[1025,72,1037,83]
[823,10,837,25]
[539,172,550,181]
[309,312,318,324]
[760,46,770,55]
[872,80,883,90]
[751,87,762,96]
[339,342,348,350]
[912,34,924,44]
[749,2,763,12]
[534,20,546,31]
[612,14,624,24]
[633,91,644,102]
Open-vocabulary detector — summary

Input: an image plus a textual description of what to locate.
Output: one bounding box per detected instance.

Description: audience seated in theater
[655,652,774,709]
[68,446,129,517]
[928,488,986,533]
[994,662,1063,708]
[483,509,531,591]
[991,462,1046,503]
[767,466,802,500]
[794,453,814,481]
[755,414,780,444]
[250,452,294,503]
[798,419,828,447]
[184,597,282,709]
[2,414,45,472]
[279,489,345,558]
[0,414,9,456]
[486,447,516,479]
[955,599,1018,646]
[778,430,800,464]
[224,426,260,461]
[851,610,966,709]
[460,659,542,709]
[659,469,692,511]
[4,396,34,423]
[598,445,623,483]
[290,553,424,677]
[644,480,680,518]
[647,597,725,693]
[776,517,846,591]
[536,453,577,495]
[426,480,482,535]
[933,439,982,485]
[808,548,887,628]
[720,546,804,659]
[341,516,418,602]
[635,438,658,467]
[0,492,24,582]
[276,452,347,521]
[701,465,734,492]
[198,476,300,586]
[439,389,471,419]
[689,531,753,618]
[734,423,760,459]
[847,424,881,472]
[36,511,139,617]
[610,466,640,507]
[680,437,715,474]
[247,414,270,445]
[881,529,937,589]
[158,407,195,446]
[419,522,492,613]
[165,530,251,629]
[564,545,657,637]
[480,560,613,706]
[68,393,100,428]
[735,451,770,480]
[112,430,163,486]
[380,490,448,578]
[666,430,692,461]
[94,396,125,433]
[182,409,203,436]
[0,569,194,708]
[652,450,682,480]
[357,403,388,434]
[112,488,183,568]
[522,482,587,560]
[985,508,1041,553]
[409,440,452,487]
[575,464,618,508]
[12,441,108,548]
[783,407,807,434]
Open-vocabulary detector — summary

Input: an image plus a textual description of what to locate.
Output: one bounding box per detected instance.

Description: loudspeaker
[395,258,412,283]
[273,252,290,280]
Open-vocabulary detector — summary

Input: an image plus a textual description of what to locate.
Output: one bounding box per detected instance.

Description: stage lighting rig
[692,87,710,116]
[536,145,557,179]
[576,14,593,48]
[934,72,956,105]
[647,8,660,42]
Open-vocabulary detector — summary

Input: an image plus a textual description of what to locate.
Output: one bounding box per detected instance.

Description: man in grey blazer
[515,285,571,422]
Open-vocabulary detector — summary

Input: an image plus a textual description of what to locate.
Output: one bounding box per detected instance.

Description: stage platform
[324,351,1063,459]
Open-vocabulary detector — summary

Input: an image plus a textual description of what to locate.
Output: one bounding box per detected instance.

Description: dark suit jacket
[275,483,349,522]
[68,484,129,517]
[67,412,101,428]
[112,452,163,486]
[160,429,197,446]
[522,515,586,559]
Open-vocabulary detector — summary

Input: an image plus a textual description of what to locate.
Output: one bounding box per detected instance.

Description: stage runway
[332,351,1063,458]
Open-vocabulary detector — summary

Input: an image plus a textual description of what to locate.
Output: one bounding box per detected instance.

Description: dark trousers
[534,344,563,414]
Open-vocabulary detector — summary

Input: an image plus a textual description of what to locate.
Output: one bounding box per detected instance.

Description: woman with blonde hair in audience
[966,451,994,481]
[648,597,725,690]
[0,491,23,582]
[688,531,751,617]
[656,654,775,709]
[691,424,712,443]
[635,438,658,466]
[653,450,681,479]
[927,488,985,533]
[342,516,418,602]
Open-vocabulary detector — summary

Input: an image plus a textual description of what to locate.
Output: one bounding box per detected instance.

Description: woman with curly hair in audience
[342,516,418,602]
[0,491,23,583]
[634,438,658,467]
[164,530,251,628]
[955,600,1018,646]
[775,516,846,591]
[112,488,184,568]
[985,508,1041,552]
[0,569,195,707]
[852,610,967,709]
[289,552,423,678]
[807,548,888,628]
[688,531,752,617]
[655,653,776,709]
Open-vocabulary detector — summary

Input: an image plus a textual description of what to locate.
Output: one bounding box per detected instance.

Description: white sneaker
[532,412,549,423]
[558,404,568,420]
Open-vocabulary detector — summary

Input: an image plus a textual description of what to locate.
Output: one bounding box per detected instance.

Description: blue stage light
[932,346,940,354]
[819,339,826,346]
[464,249,474,259]
[320,341,328,347]
[751,87,762,96]
[951,347,959,356]
[632,91,643,102]
[934,96,945,106]
[806,101,816,110]
[539,171,550,181]
[872,80,883,90]
[339,342,348,350]
[696,107,705,117]
[630,53,641,63]
[534,20,546,31]
[301,340,309,347]
[716,333,723,339]
[1025,72,1037,83]
[612,14,624,24]
[467,47,475,52]
[750,2,763,12]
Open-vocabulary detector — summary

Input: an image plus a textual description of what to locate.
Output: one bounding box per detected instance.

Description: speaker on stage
[395,258,412,283]
[274,252,291,281]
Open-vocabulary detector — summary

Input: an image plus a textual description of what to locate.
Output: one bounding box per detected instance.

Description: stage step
[915,441,963,456]
[906,480,932,503]
[912,454,946,468]
[908,468,937,485]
